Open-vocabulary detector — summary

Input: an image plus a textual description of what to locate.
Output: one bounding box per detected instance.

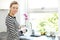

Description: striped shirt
[5,14,19,40]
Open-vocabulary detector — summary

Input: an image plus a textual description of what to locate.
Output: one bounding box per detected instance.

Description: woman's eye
[13,7,15,9]
[13,7,18,9]
[16,8,18,9]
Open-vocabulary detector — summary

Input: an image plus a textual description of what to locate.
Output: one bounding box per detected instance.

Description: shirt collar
[8,14,16,18]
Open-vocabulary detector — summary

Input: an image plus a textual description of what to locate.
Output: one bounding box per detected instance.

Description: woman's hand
[19,25,27,33]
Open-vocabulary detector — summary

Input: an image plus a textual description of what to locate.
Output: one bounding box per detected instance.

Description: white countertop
[20,36,59,40]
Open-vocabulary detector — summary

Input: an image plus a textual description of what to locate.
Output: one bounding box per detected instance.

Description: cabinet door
[0,9,8,32]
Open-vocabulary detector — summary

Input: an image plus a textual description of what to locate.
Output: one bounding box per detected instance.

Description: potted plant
[39,21,46,35]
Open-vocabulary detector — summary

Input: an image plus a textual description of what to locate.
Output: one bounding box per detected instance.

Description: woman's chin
[13,12,17,15]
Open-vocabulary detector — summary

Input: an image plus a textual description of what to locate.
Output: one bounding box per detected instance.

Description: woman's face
[10,4,18,15]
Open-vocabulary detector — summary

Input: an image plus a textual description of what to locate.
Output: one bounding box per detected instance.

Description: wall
[28,0,59,9]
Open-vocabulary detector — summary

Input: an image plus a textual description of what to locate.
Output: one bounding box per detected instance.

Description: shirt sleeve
[6,19,15,32]
[6,19,18,36]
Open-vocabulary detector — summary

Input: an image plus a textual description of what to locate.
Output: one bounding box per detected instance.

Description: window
[28,8,58,36]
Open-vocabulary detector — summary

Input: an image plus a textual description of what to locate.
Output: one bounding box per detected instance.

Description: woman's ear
[9,7,12,14]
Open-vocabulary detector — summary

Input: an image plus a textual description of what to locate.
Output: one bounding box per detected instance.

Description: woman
[5,1,20,40]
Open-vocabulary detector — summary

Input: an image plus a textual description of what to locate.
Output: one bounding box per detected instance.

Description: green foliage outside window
[38,13,58,35]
